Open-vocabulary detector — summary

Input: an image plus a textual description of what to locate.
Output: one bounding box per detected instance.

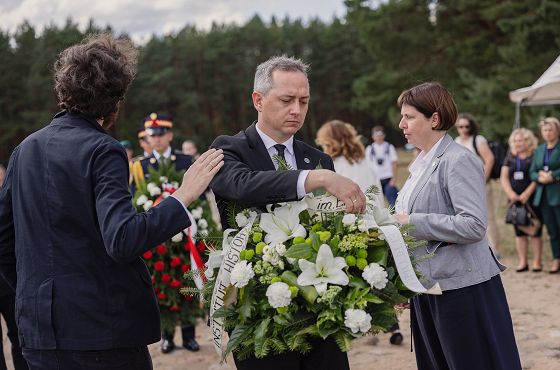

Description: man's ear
[252,91,263,112]
[167,131,174,143]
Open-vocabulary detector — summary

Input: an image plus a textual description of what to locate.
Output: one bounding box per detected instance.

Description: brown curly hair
[54,33,138,119]
[316,120,365,164]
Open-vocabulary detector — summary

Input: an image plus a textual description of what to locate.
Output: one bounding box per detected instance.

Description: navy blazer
[0,111,190,350]
[210,122,334,229]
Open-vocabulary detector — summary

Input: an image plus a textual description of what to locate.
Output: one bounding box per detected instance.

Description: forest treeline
[1,0,559,162]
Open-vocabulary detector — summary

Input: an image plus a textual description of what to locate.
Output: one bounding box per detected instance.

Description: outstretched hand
[306,170,366,213]
[174,149,224,206]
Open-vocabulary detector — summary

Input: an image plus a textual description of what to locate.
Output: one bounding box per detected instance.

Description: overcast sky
[0,0,349,44]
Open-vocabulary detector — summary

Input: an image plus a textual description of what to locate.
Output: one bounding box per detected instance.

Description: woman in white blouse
[315,120,385,206]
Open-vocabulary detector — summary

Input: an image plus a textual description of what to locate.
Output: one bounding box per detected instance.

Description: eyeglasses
[456,125,469,129]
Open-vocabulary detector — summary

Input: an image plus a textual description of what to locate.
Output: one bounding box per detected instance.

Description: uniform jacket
[209,122,334,229]
[407,134,504,291]
[0,111,190,350]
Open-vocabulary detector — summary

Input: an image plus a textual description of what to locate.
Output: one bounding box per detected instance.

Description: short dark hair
[457,112,479,136]
[54,34,138,119]
[397,82,458,131]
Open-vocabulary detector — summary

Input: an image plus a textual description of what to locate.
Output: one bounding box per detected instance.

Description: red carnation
[143,250,153,259]
[184,295,194,301]
[197,242,206,253]
[161,273,171,283]
[154,261,165,271]
[156,244,167,255]
[169,305,180,312]
[157,292,167,300]
[181,264,190,273]
[170,257,181,267]
[170,280,181,288]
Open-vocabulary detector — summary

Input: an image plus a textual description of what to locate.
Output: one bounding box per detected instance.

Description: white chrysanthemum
[143,200,154,211]
[198,219,208,229]
[191,207,204,219]
[266,282,292,308]
[275,243,287,256]
[357,218,376,232]
[230,261,255,288]
[342,214,357,226]
[159,176,168,183]
[235,213,249,228]
[263,244,282,266]
[162,191,170,199]
[171,181,179,188]
[362,263,388,290]
[344,309,372,334]
[171,233,183,243]
[136,195,148,206]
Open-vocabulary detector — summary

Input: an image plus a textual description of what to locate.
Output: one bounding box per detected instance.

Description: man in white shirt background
[365,125,399,208]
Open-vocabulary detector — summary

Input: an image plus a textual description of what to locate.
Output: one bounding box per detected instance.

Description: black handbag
[505,202,530,226]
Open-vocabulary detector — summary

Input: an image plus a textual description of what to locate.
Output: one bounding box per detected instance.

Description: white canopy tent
[509,55,560,127]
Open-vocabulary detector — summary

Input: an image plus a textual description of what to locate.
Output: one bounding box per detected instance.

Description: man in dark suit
[139,113,200,354]
[210,55,366,370]
[0,34,224,370]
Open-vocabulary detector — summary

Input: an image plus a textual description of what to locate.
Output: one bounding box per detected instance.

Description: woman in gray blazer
[393,82,521,370]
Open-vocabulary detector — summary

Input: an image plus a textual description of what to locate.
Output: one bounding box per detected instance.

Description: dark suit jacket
[210,122,334,229]
[0,111,191,350]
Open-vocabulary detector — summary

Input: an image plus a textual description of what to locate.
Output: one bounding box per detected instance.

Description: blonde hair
[508,128,537,156]
[316,120,365,164]
[539,116,560,134]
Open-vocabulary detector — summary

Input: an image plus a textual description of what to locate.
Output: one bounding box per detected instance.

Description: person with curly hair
[0,34,224,370]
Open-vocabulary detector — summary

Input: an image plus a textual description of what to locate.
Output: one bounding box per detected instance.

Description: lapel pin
[170,155,176,161]
[150,158,156,164]
[304,157,311,164]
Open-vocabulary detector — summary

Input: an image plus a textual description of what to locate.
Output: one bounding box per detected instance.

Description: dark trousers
[162,324,195,341]
[411,275,521,370]
[22,346,152,370]
[234,337,349,370]
[380,178,398,208]
[0,293,28,370]
[540,197,560,259]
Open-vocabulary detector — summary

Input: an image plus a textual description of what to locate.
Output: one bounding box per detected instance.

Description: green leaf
[236,289,256,322]
[284,243,314,259]
[254,318,271,358]
[225,323,257,360]
[334,330,353,352]
[367,245,388,265]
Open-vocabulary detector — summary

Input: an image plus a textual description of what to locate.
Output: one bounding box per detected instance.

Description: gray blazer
[407,134,505,291]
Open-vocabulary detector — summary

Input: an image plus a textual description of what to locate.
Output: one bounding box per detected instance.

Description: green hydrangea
[317,286,342,305]
[338,233,368,252]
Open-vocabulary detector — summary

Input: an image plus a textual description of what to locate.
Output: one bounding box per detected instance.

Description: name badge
[513,171,524,180]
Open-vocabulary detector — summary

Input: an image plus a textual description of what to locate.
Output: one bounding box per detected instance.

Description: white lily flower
[358,214,378,232]
[260,200,307,244]
[297,244,349,294]
[204,249,225,279]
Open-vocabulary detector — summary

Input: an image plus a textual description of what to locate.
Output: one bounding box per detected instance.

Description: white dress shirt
[152,146,172,162]
[395,136,445,214]
[255,124,309,199]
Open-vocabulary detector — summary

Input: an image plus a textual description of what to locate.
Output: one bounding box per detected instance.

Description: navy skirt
[411,275,522,370]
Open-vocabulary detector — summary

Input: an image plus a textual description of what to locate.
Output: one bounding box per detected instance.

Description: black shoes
[183,337,200,352]
[515,265,529,273]
[389,332,403,345]
[161,338,175,354]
